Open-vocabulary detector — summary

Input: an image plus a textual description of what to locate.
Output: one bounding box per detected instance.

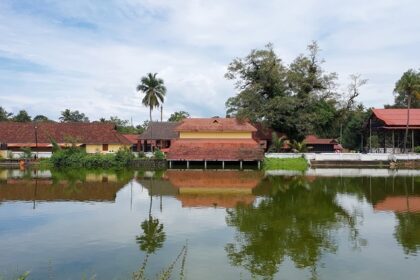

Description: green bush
[415,146,420,153]
[20,147,32,159]
[153,149,165,160]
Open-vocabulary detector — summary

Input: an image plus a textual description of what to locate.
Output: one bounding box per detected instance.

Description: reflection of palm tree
[136,216,166,254]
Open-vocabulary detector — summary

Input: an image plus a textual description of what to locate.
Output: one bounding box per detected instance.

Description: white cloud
[0,0,419,123]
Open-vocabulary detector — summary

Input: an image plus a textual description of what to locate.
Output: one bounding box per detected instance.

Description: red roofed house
[304,135,343,153]
[166,118,264,168]
[0,122,131,158]
[367,109,420,153]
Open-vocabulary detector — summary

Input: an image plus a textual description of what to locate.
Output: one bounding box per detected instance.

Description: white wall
[265,153,420,161]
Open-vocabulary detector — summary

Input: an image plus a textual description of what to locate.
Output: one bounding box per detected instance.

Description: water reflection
[0,168,420,279]
[225,175,361,279]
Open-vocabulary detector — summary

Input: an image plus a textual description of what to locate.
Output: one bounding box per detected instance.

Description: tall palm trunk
[149,106,153,122]
[403,94,411,153]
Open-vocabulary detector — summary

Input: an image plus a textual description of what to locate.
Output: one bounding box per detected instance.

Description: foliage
[100,116,141,134]
[49,146,134,168]
[13,110,31,122]
[263,157,307,171]
[341,106,370,151]
[153,149,165,160]
[137,73,166,122]
[136,216,166,254]
[225,42,370,144]
[392,69,420,108]
[415,146,420,153]
[168,111,190,122]
[290,140,308,153]
[19,147,32,159]
[268,132,287,152]
[59,109,89,122]
[0,106,13,121]
[33,115,50,122]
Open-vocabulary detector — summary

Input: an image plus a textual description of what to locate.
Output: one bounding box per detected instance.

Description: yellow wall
[0,150,7,159]
[179,131,252,139]
[85,144,130,154]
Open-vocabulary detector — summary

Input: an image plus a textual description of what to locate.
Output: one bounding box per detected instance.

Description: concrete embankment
[265,153,420,168]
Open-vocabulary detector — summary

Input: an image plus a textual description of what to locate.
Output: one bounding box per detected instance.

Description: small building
[366,108,420,153]
[138,122,179,152]
[0,122,131,158]
[167,118,264,167]
[304,135,342,153]
[122,134,139,151]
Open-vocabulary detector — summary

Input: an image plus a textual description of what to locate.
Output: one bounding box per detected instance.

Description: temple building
[166,118,264,168]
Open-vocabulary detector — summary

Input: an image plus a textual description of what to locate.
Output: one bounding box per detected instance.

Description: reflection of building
[0,122,131,158]
[374,197,420,213]
[167,170,262,208]
[0,173,126,202]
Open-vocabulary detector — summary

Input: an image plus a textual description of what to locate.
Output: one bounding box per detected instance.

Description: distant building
[138,122,179,152]
[252,123,287,152]
[122,134,139,151]
[167,118,264,164]
[0,122,131,158]
[366,108,420,153]
[304,135,343,153]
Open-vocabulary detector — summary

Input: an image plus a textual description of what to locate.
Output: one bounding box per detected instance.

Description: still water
[0,168,419,280]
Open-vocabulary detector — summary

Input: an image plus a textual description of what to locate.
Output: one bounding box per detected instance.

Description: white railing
[265,152,420,161]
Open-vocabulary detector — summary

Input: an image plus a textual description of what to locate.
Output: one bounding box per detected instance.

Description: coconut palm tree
[394,69,420,153]
[136,73,166,122]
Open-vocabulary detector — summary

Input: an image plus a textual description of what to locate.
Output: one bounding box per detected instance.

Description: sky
[0,0,419,124]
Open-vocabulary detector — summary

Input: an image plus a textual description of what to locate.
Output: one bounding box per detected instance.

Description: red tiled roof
[0,122,131,145]
[176,194,255,208]
[374,196,420,213]
[167,139,264,161]
[304,135,338,145]
[122,134,139,144]
[372,108,420,126]
[176,118,257,132]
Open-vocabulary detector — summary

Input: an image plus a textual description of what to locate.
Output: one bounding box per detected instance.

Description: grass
[263,157,308,171]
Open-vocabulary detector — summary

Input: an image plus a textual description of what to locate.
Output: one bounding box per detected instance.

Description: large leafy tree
[136,73,166,122]
[394,69,420,153]
[225,42,340,141]
[168,111,190,122]
[0,106,13,121]
[33,115,50,122]
[13,110,31,122]
[59,109,89,122]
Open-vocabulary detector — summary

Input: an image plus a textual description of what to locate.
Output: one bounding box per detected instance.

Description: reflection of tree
[136,216,166,254]
[394,213,420,255]
[225,176,360,279]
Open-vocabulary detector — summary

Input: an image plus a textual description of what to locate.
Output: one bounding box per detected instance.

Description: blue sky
[0,0,419,124]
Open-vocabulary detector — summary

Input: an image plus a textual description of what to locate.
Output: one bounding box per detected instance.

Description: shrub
[20,147,32,159]
[415,146,420,153]
[153,149,165,160]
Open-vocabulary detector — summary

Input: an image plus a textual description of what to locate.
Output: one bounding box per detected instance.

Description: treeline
[225,41,419,150]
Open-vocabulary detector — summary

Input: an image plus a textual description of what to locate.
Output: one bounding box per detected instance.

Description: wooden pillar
[412,130,415,152]
[258,161,261,170]
[186,161,190,169]
[222,161,225,169]
[204,160,207,169]
[392,130,395,154]
[240,161,243,170]
[169,161,172,169]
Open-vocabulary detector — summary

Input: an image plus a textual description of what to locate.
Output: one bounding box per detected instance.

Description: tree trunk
[149,107,153,122]
[403,94,411,153]
[160,105,163,122]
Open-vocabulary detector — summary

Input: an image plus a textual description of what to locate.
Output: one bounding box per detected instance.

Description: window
[102,144,108,151]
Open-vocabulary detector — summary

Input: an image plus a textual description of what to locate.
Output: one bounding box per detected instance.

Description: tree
[268,132,286,152]
[394,69,420,153]
[225,42,340,141]
[59,109,89,122]
[0,106,13,121]
[33,115,50,122]
[13,110,31,122]
[136,73,166,122]
[168,111,190,122]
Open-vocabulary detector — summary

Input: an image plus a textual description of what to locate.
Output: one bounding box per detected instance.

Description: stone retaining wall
[130,159,166,169]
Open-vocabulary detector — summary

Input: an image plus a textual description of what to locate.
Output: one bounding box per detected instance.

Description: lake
[0,168,419,280]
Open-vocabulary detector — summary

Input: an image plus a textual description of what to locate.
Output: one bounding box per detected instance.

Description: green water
[0,168,419,279]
